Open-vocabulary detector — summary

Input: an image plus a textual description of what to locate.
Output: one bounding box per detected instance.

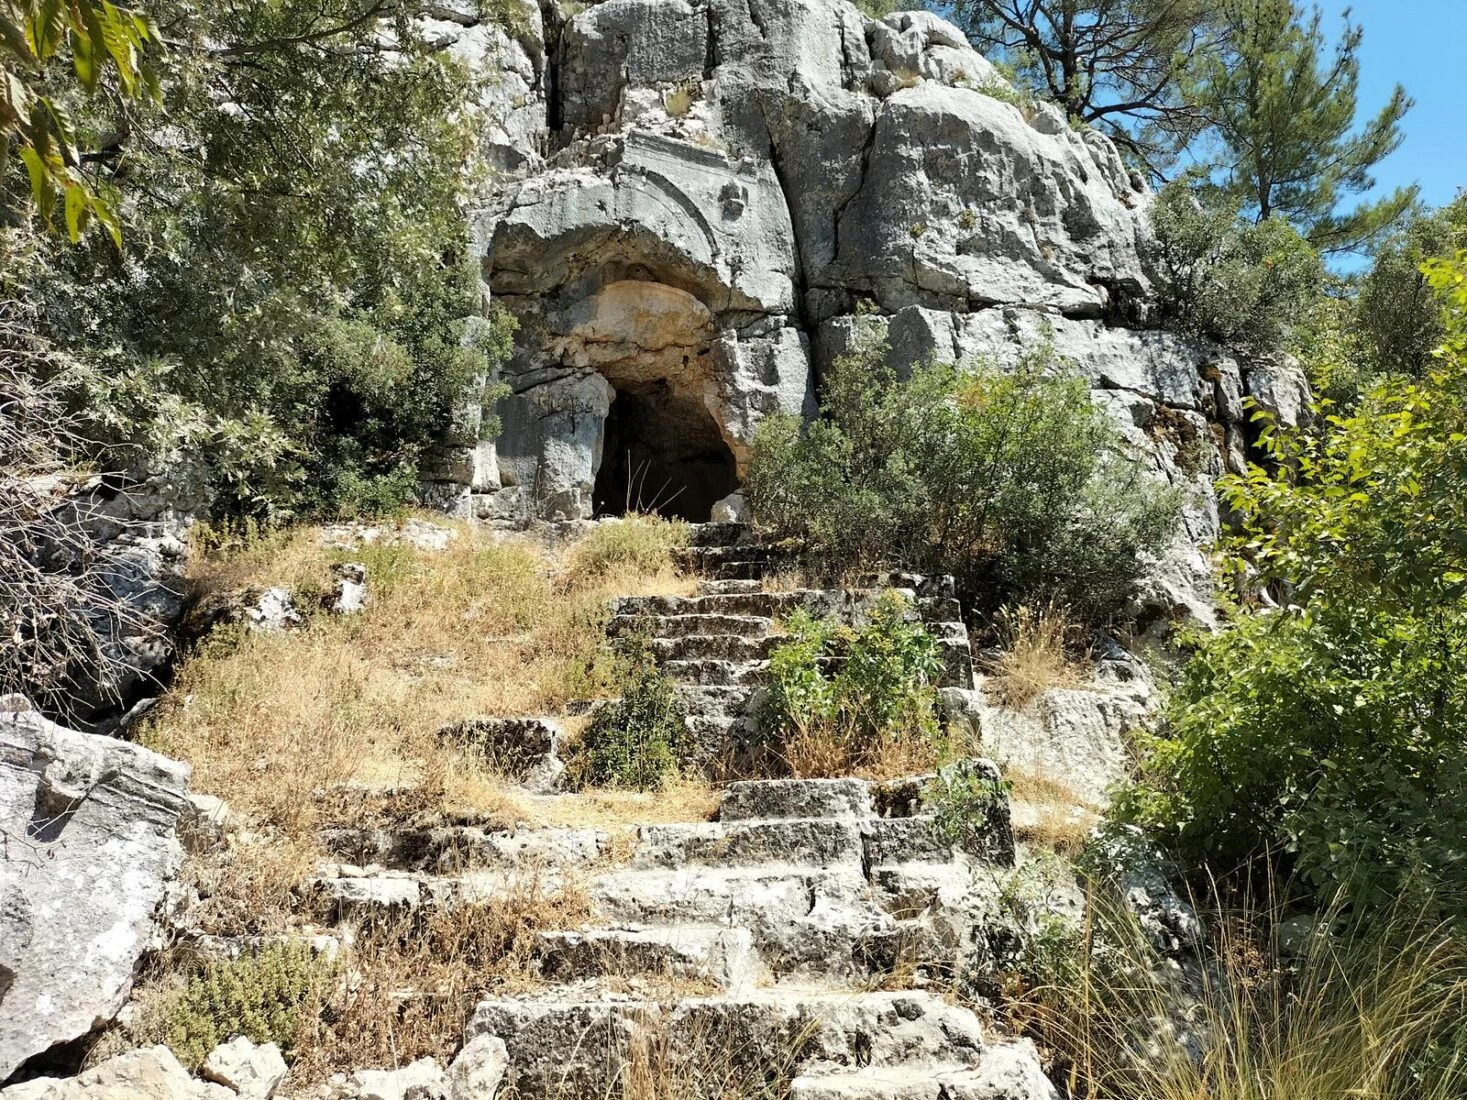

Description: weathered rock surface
[0,1046,232,1100]
[444,0,1216,534]
[437,716,567,794]
[0,697,191,1080]
[201,1036,288,1099]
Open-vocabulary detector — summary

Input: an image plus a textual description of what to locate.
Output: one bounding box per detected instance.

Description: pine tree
[952,0,1216,177]
[1189,0,1414,253]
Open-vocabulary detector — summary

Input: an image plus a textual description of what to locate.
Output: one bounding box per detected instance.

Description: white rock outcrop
[0,698,190,1080]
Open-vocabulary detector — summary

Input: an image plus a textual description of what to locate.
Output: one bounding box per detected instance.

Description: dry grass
[984,603,1087,709]
[613,1013,818,1100]
[782,716,960,782]
[292,881,592,1082]
[1028,889,1467,1100]
[142,516,697,838]
[1005,766,1100,857]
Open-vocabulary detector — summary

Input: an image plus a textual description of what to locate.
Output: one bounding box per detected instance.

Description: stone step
[673,543,787,564]
[789,1059,1049,1100]
[464,990,1001,1100]
[662,658,769,686]
[317,825,609,874]
[686,522,757,549]
[616,588,909,621]
[674,684,757,719]
[696,578,765,595]
[610,612,773,639]
[652,633,781,662]
[534,925,760,991]
[631,818,866,870]
[720,778,875,821]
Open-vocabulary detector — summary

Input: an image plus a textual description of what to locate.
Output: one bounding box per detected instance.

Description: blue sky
[1328,0,1465,210]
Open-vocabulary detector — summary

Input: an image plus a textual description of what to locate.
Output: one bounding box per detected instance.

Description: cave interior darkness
[591,380,738,523]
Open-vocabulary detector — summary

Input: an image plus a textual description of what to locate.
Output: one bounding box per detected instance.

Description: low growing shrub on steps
[154,943,336,1070]
[761,591,947,776]
[569,634,689,791]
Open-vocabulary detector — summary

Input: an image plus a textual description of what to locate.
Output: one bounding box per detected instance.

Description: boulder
[446,1034,508,1100]
[0,1047,231,1100]
[200,1036,287,1099]
[331,563,369,616]
[348,1057,448,1100]
[437,717,567,794]
[0,698,190,1080]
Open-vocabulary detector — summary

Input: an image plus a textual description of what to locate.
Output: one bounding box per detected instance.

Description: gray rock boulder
[0,1046,232,1100]
[0,697,190,1080]
[201,1036,287,1099]
[437,717,567,794]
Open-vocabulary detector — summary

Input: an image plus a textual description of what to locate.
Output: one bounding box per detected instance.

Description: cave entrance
[593,382,738,522]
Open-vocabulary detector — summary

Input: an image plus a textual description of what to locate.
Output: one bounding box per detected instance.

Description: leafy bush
[926,759,1011,854]
[10,1,520,524]
[1148,180,1325,351]
[160,943,334,1069]
[1120,255,1467,911]
[564,515,690,587]
[570,635,688,791]
[746,336,1185,620]
[762,591,946,776]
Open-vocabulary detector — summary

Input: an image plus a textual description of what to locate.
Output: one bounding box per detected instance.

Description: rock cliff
[428,0,1306,618]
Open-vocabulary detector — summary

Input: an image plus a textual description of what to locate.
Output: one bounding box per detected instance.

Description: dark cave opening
[592,383,738,523]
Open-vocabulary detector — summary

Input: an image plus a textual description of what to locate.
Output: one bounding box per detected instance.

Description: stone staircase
[613,524,977,766]
[305,525,1055,1098]
[314,773,1049,1099]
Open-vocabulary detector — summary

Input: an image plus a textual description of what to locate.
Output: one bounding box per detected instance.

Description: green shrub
[926,759,1010,853]
[745,335,1185,620]
[762,591,946,775]
[570,635,688,791]
[159,943,334,1069]
[1120,256,1467,913]
[1148,180,1325,351]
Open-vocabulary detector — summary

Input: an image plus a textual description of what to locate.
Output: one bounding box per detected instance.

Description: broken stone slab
[436,717,566,794]
[346,1057,448,1100]
[0,1046,233,1100]
[331,563,369,615]
[201,1036,287,1099]
[178,792,238,854]
[445,1034,508,1100]
[0,697,191,1080]
[245,587,303,633]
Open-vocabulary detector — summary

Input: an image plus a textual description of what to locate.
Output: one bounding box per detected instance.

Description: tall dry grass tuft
[142,518,696,837]
[615,1013,819,1100]
[1022,885,1467,1100]
[985,603,1085,709]
[293,881,592,1082]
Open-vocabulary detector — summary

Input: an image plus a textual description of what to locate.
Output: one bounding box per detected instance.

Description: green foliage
[1187,0,1414,252]
[0,0,161,241]
[1353,194,1467,380]
[571,635,687,791]
[1148,179,1326,350]
[1121,255,1467,910]
[159,943,333,1069]
[925,759,1009,852]
[746,336,1185,620]
[7,0,519,522]
[952,0,1213,177]
[761,592,945,773]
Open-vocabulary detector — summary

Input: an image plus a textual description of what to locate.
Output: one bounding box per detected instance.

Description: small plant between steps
[760,590,949,777]
[569,633,690,791]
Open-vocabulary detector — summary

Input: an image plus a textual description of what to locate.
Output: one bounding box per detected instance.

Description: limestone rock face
[0,698,190,1080]
[444,0,1300,617]
[451,0,1180,528]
